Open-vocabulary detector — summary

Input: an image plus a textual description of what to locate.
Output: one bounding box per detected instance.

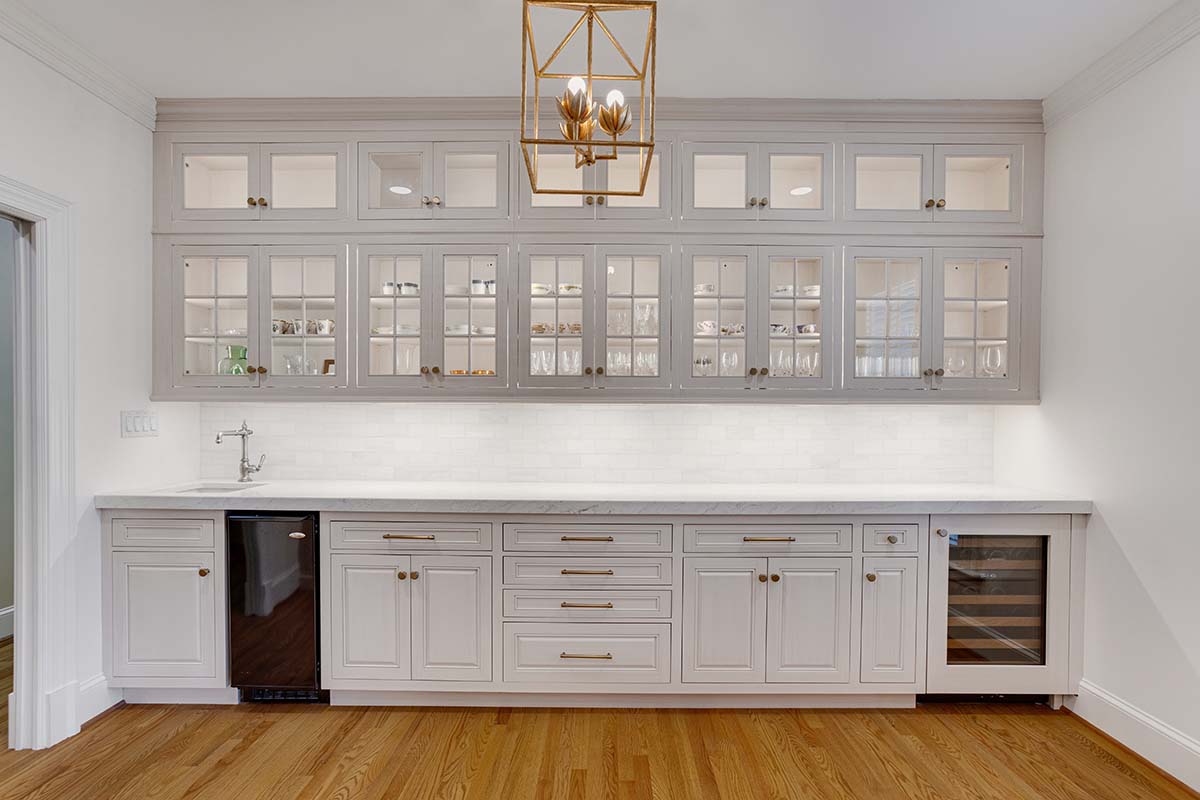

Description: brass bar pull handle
[560,536,614,542]
[383,534,436,540]
[560,652,613,660]
[743,536,797,542]
[560,602,614,609]
[560,569,614,575]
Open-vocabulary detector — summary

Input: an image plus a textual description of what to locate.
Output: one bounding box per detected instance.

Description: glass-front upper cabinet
[596,245,672,390]
[845,143,1023,223]
[844,247,934,390]
[358,141,510,220]
[430,246,509,389]
[682,142,834,222]
[927,515,1071,694]
[173,142,347,221]
[358,245,433,390]
[259,246,348,388]
[758,247,835,390]
[933,249,1021,392]
[518,246,594,387]
[173,246,262,388]
[519,146,671,221]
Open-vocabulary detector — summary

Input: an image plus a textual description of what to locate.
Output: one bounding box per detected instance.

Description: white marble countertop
[94,481,1092,515]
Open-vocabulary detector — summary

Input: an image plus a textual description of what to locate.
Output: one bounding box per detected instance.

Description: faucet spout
[214,421,265,482]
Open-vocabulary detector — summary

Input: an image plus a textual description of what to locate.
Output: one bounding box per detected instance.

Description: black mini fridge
[227,513,322,701]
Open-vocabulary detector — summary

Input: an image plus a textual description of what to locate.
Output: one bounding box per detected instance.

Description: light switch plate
[121,410,159,438]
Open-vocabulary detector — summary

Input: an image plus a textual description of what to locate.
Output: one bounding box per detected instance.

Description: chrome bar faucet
[215,420,265,482]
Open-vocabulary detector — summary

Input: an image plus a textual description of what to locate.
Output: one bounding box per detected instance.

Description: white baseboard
[123,687,239,705]
[1068,679,1200,792]
[0,605,12,639]
[76,673,122,726]
[330,691,918,709]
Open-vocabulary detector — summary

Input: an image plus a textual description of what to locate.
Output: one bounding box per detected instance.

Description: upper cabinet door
[933,144,1023,224]
[766,557,852,683]
[596,145,672,221]
[680,247,761,390]
[410,556,492,681]
[518,245,596,388]
[595,245,673,392]
[432,141,510,220]
[519,150,598,220]
[172,245,263,389]
[173,143,261,221]
[682,558,768,683]
[258,245,348,389]
[844,144,935,223]
[430,245,509,390]
[358,142,435,219]
[682,142,759,220]
[933,248,1022,393]
[357,244,436,391]
[843,247,935,392]
[757,143,835,221]
[259,143,348,220]
[756,246,836,391]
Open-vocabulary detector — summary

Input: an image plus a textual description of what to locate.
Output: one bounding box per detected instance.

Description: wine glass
[981,344,1004,377]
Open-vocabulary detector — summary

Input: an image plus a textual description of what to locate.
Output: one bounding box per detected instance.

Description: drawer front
[503,523,672,553]
[111,518,215,549]
[863,523,920,553]
[503,557,672,586]
[684,524,851,553]
[503,623,671,683]
[328,520,492,551]
[503,589,672,619]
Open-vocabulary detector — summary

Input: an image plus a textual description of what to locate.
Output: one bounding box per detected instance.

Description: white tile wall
[199,404,995,484]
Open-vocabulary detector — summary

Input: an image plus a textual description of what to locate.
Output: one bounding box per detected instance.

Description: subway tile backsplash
[199,404,994,484]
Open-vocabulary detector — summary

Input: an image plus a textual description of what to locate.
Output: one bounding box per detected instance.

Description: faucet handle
[253,454,266,473]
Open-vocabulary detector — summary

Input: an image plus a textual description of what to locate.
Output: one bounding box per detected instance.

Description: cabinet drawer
[503,589,672,620]
[111,518,215,549]
[684,524,851,553]
[503,556,672,586]
[328,520,492,551]
[503,623,671,683]
[503,523,672,552]
[863,524,920,553]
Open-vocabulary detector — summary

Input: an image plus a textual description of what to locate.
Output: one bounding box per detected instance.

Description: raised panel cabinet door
[258,245,349,389]
[111,551,217,679]
[517,245,596,388]
[356,245,436,391]
[932,248,1022,393]
[433,140,510,220]
[327,554,411,681]
[860,556,919,684]
[259,142,348,221]
[766,557,852,683]
[682,557,767,683]
[681,142,759,220]
[172,142,261,221]
[172,245,263,390]
[932,144,1023,224]
[410,556,492,681]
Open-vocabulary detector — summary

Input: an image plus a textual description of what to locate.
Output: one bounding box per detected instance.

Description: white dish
[694,283,716,296]
[800,284,821,297]
[472,325,496,335]
[444,324,470,335]
[558,283,583,296]
[530,283,554,296]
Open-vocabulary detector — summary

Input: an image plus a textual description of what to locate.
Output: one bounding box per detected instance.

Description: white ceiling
[30,0,1174,99]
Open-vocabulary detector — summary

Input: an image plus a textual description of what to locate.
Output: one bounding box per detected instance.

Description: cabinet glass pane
[444,255,498,376]
[947,534,1047,665]
[945,156,1011,211]
[854,156,922,210]
[270,154,338,209]
[854,257,922,378]
[367,255,422,376]
[768,155,822,209]
[444,152,498,208]
[605,255,661,377]
[943,258,1011,379]
[183,256,249,376]
[183,155,249,210]
[367,152,424,209]
[268,255,338,376]
[530,152,584,207]
[606,152,660,207]
[529,255,585,376]
[692,256,746,377]
[767,257,822,377]
[694,154,747,209]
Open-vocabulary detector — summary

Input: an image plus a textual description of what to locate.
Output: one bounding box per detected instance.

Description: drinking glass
[981,344,1004,377]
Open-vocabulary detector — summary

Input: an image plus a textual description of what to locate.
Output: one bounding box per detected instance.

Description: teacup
[316,319,336,335]
[696,320,717,334]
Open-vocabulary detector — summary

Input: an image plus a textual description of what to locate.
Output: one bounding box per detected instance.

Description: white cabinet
[359,140,510,220]
[682,558,767,682]
[766,558,852,683]
[682,142,834,222]
[411,556,491,681]
[110,551,218,680]
[327,554,412,681]
[519,146,672,222]
[860,556,919,683]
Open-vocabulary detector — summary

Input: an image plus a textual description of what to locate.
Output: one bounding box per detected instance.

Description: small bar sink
[176,483,264,494]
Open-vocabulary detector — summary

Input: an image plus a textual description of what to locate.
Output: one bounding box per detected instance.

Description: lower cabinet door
[411,555,492,681]
[682,557,767,683]
[860,557,919,684]
[328,554,412,681]
[766,557,852,683]
[111,551,217,679]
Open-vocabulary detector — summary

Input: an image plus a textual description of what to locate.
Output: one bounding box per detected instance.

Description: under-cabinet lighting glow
[789,186,814,196]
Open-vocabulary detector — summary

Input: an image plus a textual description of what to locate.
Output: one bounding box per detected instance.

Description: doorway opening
[0,214,23,745]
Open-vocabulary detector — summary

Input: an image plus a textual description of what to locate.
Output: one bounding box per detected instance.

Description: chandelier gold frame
[520,0,656,198]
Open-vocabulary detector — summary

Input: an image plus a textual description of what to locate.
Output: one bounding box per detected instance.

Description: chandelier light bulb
[566,76,587,95]
[605,89,625,108]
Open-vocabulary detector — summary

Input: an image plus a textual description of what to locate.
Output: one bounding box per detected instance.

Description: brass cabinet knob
[748,367,759,376]
[748,197,757,207]
[256,366,267,375]
[925,199,936,209]
[420,366,430,375]
[770,574,780,582]
[936,528,949,538]
[923,368,934,377]
[411,571,420,580]
[758,197,769,207]
[257,197,268,207]
[198,568,210,577]
[245,365,256,375]
[421,196,431,206]
[246,197,256,207]
[596,366,604,375]
[866,573,877,582]
[397,571,408,580]
[586,195,595,205]
[759,367,768,377]
[432,196,442,206]
[431,366,440,375]
[757,574,767,583]
[596,196,605,205]
[584,367,593,375]
[935,368,945,377]
[936,198,947,208]
[887,534,899,544]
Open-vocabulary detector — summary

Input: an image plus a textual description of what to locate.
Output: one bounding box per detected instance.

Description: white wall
[996,36,1200,788]
[0,216,13,616]
[0,40,199,719]
[200,403,995,484]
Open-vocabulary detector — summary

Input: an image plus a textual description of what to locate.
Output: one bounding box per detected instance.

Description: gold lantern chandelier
[520,0,656,198]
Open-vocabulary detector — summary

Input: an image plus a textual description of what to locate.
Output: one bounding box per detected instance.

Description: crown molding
[1044,0,1200,128]
[0,0,156,130]
[156,96,1044,127]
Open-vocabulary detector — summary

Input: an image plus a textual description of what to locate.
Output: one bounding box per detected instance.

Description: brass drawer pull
[560,569,614,575]
[382,534,436,540]
[560,652,613,660]
[743,536,797,542]
[560,536,615,542]
[560,601,614,609]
